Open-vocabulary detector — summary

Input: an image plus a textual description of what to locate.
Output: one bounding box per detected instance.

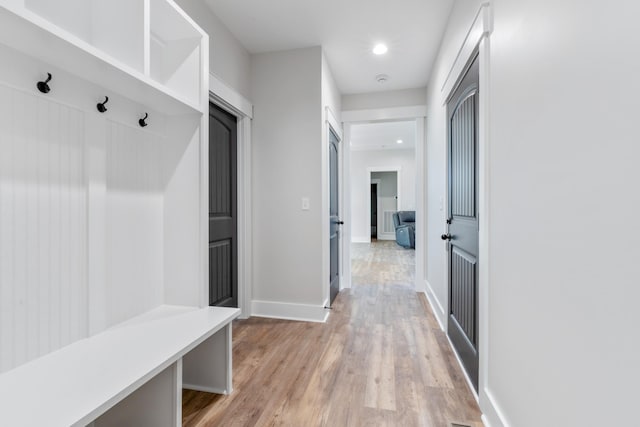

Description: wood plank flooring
[183,241,483,427]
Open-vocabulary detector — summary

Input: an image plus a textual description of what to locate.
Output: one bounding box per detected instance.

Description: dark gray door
[444,53,479,390]
[209,103,238,307]
[371,184,377,238]
[329,128,341,304]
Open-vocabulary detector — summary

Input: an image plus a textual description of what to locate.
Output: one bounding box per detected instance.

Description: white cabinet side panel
[0,84,87,374]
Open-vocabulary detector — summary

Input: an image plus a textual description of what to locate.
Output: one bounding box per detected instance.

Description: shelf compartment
[24,0,146,74]
[149,0,202,108]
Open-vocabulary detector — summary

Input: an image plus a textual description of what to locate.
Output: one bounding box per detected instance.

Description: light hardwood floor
[183,241,483,427]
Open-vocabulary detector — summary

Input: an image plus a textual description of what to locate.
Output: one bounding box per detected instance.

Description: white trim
[414,117,427,293]
[325,106,343,140]
[341,105,427,123]
[349,146,416,152]
[251,300,330,323]
[477,30,510,427]
[351,236,370,243]
[481,387,509,427]
[423,281,446,331]
[208,78,254,319]
[441,3,492,103]
[341,125,352,288]
[209,73,253,118]
[342,108,424,291]
[236,117,253,319]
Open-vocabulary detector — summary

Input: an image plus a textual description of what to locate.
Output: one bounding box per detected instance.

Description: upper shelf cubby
[24,0,146,74]
[150,0,202,109]
[0,0,206,114]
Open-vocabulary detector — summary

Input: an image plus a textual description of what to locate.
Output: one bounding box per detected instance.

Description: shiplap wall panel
[105,121,164,327]
[0,85,86,374]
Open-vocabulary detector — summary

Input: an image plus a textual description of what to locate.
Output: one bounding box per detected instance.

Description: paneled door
[209,103,238,307]
[443,53,480,390]
[329,128,342,305]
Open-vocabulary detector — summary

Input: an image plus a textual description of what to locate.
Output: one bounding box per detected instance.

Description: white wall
[251,47,326,317]
[426,1,640,426]
[174,0,251,99]
[351,149,415,242]
[342,87,427,111]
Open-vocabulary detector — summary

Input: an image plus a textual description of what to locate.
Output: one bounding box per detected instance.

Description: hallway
[183,241,482,427]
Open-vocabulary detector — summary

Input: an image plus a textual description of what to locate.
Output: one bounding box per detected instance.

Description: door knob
[336,221,344,225]
[441,233,452,241]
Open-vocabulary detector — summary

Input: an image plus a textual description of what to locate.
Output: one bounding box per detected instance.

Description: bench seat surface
[0,305,240,427]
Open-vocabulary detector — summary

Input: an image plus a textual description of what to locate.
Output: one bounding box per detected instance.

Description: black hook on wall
[139,112,148,127]
[37,73,52,94]
[97,96,109,113]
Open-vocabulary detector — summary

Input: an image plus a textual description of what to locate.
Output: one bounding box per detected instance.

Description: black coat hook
[37,73,52,94]
[139,113,148,127]
[96,96,109,113]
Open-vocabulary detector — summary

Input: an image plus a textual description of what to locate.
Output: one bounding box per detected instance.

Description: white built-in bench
[0,306,240,427]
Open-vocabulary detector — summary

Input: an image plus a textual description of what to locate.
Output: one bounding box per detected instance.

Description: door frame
[439,3,494,419]
[341,106,427,291]
[324,107,343,306]
[367,168,401,242]
[209,74,253,319]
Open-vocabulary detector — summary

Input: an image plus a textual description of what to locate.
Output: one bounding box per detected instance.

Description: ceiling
[350,121,416,151]
[204,0,454,94]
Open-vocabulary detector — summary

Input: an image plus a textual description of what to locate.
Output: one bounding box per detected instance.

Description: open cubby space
[149,0,202,106]
[24,0,146,73]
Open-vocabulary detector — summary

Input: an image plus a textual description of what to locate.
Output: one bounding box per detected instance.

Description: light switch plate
[302,197,310,210]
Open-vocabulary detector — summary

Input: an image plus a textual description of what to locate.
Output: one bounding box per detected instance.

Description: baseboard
[351,236,370,243]
[424,279,446,331]
[480,387,509,427]
[377,233,394,241]
[251,300,330,323]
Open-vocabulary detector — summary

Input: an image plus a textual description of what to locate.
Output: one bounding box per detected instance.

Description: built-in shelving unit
[0,1,215,423]
[0,0,205,114]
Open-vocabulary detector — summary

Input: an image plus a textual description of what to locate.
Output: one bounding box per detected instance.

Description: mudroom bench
[0,306,240,427]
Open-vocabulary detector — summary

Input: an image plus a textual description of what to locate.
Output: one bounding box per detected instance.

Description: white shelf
[0,1,204,115]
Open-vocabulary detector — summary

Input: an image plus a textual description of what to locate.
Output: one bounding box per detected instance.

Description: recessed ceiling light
[397,139,403,144]
[373,43,388,55]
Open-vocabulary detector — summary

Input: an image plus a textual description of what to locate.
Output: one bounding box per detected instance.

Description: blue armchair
[392,211,415,249]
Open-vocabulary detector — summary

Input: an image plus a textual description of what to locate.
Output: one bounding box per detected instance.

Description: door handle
[441,233,452,241]
[336,221,344,225]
